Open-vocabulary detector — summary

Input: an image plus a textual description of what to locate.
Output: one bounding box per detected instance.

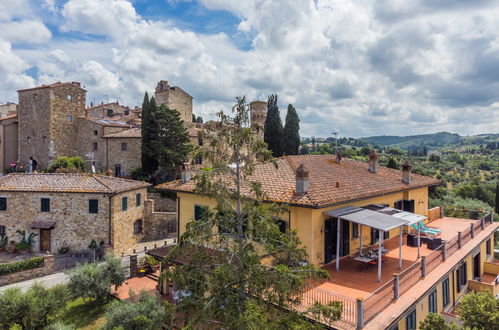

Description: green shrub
[103,291,170,330]
[145,255,158,266]
[16,240,31,251]
[45,321,77,330]
[47,156,85,173]
[0,256,44,275]
[0,283,70,329]
[67,254,125,304]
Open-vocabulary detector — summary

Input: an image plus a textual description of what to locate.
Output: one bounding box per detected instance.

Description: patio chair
[420,221,441,234]
[411,222,440,235]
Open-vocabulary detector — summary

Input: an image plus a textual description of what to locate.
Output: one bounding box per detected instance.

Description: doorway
[473,253,480,280]
[114,164,122,177]
[324,218,350,264]
[40,229,51,252]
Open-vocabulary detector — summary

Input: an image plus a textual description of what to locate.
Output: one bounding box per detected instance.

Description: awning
[330,208,408,231]
[31,219,56,229]
[386,208,426,225]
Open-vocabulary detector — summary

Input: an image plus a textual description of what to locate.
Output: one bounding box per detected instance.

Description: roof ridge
[91,175,116,193]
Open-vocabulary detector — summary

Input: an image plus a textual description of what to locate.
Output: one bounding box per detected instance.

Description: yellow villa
[157,154,498,330]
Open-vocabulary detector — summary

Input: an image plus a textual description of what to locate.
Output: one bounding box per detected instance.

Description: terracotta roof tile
[0,173,150,194]
[17,82,86,92]
[82,117,132,128]
[157,155,440,208]
[103,128,141,138]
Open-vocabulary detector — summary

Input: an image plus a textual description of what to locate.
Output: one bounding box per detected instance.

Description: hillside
[361,132,461,150]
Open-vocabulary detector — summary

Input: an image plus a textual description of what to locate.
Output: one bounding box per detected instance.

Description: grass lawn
[54,297,113,329]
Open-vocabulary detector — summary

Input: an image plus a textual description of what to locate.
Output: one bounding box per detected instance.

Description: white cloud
[61,0,140,37]
[1,0,498,137]
[0,20,52,44]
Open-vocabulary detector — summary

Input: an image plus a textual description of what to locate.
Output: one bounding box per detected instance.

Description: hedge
[0,256,44,276]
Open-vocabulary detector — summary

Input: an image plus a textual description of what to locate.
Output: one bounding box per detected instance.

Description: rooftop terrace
[297,213,497,329]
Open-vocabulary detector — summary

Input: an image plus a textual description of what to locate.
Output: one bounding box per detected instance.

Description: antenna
[332,130,338,155]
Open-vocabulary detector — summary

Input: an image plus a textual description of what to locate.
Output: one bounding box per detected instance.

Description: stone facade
[110,187,148,255]
[144,199,177,240]
[76,117,135,174]
[249,100,267,129]
[155,80,193,124]
[104,136,141,177]
[0,176,152,256]
[0,115,18,172]
[18,82,86,169]
[0,103,17,118]
[0,191,110,253]
[85,101,133,120]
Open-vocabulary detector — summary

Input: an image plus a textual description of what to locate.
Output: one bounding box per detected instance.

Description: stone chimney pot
[296,164,310,195]
[181,163,192,183]
[368,150,379,173]
[402,162,412,184]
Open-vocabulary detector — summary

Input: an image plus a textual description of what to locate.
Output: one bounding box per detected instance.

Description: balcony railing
[300,212,494,329]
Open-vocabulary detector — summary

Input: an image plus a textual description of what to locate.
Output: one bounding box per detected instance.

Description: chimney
[402,162,412,184]
[72,82,81,88]
[368,150,379,173]
[335,151,342,163]
[181,163,192,183]
[296,164,310,195]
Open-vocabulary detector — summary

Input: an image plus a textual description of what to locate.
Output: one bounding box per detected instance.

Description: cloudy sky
[1,0,499,138]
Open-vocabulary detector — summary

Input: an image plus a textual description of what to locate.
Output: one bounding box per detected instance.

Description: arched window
[134,219,143,235]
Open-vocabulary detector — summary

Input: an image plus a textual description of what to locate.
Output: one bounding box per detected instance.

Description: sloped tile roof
[103,128,141,138]
[157,155,440,208]
[82,117,132,128]
[0,173,150,194]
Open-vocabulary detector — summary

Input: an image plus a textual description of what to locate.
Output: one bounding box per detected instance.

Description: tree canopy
[141,92,159,175]
[152,104,192,181]
[264,94,284,157]
[283,104,300,155]
[166,96,341,329]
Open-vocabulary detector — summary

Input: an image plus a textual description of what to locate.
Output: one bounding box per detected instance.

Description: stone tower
[17,82,86,169]
[249,100,267,129]
[154,80,193,124]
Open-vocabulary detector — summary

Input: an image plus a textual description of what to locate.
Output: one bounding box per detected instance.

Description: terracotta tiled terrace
[316,217,475,300]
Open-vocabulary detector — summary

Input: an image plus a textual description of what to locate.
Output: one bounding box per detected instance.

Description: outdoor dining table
[354,256,374,271]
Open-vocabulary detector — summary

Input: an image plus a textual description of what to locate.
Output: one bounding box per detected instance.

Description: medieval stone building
[155,80,193,124]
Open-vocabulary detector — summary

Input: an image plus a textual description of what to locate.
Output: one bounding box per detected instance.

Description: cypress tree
[141,92,150,173]
[495,182,499,215]
[152,104,192,181]
[282,104,300,155]
[263,94,283,157]
[141,95,159,175]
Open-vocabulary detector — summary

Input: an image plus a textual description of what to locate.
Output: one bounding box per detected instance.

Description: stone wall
[105,137,141,177]
[18,87,52,168]
[18,83,86,169]
[155,81,193,124]
[76,117,108,172]
[144,200,177,240]
[50,84,86,162]
[0,254,55,286]
[0,191,110,253]
[148,193,176,212]
[111,188,148,256]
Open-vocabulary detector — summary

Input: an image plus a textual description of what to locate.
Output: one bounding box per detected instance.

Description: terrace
[297,210,496,329]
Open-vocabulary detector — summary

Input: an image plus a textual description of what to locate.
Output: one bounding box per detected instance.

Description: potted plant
[0,234,8,253]
[8,240,16,253]
[16,241,31,255]
[15,230,38,254]
[146,255,160,272]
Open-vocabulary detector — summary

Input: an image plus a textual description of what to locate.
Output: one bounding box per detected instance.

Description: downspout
[106,138,109,170]
[176,195,180,243]
[108,194,113,245]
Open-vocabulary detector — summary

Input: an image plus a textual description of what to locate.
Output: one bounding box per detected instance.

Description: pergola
[324,206,426,282]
